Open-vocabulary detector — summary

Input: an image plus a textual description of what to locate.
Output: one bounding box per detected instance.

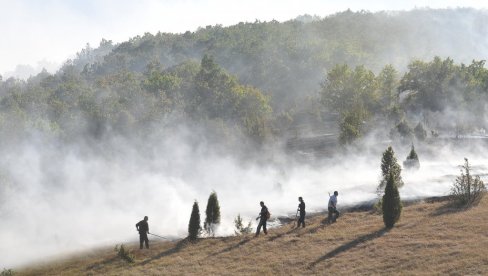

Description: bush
[204,191,221,237]
[451,158,486,207]
[382,172,402,228]
[1,269,15,276]
[188,201,201,241]
[114,244,135,263]
[234,214,253,235]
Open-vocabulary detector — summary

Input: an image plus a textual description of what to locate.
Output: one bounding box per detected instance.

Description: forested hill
[1,8,488,152]
[75,8,488,109]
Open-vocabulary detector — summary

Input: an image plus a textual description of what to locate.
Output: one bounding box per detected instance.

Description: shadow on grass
[207,237,252,258]
[267,228,299,241]
[430,200,467,217]
[86,256,119,271]
[138,238,189,266]
[308,228,388,268]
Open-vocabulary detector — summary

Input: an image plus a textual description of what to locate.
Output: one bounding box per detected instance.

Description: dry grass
[19,197,488,275]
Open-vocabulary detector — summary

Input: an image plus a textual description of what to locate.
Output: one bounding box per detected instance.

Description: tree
[378,146,404,193]
[403,144,420,170]
[339,109,364,145]
[451,158,486,207]
[414,122,427,141]
[188,201,201,241]
[382,172,402,228]
[204,191,221,236]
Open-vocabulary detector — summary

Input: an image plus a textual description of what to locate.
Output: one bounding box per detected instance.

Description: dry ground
[18,197,488,275]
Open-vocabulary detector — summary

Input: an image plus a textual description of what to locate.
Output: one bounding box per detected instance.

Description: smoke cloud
[1,123,486,268]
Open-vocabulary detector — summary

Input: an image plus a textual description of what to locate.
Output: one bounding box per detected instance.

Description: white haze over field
[3,0,488,270]
[2,0,488,77]
[1,126,487,268]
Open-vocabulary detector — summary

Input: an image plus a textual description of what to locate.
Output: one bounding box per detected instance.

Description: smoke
[1,121,487,268]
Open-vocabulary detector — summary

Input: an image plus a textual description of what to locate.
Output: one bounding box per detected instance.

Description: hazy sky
[1,0,487,77]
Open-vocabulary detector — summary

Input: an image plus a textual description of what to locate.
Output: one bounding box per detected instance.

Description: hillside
[18,197,488,275]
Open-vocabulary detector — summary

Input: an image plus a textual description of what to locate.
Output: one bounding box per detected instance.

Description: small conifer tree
[188,201,201,241]
[403,144,420,170]
[204,191,221,236]
[382,172,402,228]
[378,146,404,193]
[414,122,427,141]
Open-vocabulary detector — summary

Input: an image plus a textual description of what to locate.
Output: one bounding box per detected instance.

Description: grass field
[18,196,488,275]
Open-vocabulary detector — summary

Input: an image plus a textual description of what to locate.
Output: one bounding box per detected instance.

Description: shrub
[188,201,201,241]
[1,268,15,276]
[204,191,221,237]
[451,158,486,207]
[382,172,402,228]
[114,244,135,263]
[234,214,253,235]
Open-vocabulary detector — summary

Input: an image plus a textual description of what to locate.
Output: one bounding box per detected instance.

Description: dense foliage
[1,9,488,151]
[204,191,221,236]
[378,146,403,192]
[382,172,402,228]
[188,201,201,241]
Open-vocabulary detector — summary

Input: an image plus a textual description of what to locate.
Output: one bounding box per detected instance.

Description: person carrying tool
[327,191,340,224]
[136,216,150,249]
[297,196,306,228]
[255,201,269,236]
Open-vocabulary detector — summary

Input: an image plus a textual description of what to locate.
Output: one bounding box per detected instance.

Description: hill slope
[19,197,488,275]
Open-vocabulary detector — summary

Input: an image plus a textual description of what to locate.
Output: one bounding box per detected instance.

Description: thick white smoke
[1,126,486,268]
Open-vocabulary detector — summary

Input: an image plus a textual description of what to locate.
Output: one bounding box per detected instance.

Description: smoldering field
[1,125,487,269]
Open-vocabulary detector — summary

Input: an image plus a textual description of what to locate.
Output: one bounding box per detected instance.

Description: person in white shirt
[327,191,340,223]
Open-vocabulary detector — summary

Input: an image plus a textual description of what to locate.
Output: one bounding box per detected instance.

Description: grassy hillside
[18,196,488,275]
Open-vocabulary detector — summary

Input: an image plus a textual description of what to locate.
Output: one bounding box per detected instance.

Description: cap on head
[144,216,148,220]
[298,196,303,201]
[260,201,264,205]
[334,191,338,196]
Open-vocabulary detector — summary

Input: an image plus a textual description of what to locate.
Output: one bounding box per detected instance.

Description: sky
[0,0,488,78]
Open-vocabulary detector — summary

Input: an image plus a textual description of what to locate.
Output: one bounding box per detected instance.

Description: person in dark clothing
[297,196,306,228]
[136,216,149,249]
[255,201,269,236]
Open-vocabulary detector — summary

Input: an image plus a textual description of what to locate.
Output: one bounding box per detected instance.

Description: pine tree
[378,146,404,193]
[403,144,420,170]
[414,122,427,141]
[204,191,221,236]
[188,201,201,241]
[382,172,402,228]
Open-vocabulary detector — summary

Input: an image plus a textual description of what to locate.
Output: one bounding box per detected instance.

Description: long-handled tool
[148,232,170,240]
[292,209,299,228]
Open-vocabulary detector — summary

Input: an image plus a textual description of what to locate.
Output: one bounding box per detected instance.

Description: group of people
[135,191,340,249]
[254,191,340,237]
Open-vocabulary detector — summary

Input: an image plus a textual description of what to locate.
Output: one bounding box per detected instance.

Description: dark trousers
[255,219,267,236]
[328,207,340,223]
[139,233,149,249]
[297,212,305,228]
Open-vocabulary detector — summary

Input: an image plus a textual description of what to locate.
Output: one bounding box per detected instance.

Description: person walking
[255,201,269,236]
[297,196,306,228]
[136,216,150,249]
[327,191,340,224]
